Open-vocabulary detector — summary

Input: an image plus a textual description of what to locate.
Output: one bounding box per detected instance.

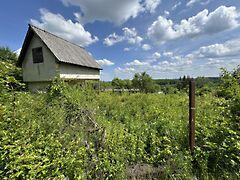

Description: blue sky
[0,0,240,80]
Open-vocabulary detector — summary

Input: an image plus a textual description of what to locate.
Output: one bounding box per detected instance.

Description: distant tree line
[101,73,222,94]
[110,72,160,93]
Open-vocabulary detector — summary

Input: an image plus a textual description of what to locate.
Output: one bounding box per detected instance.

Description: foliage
[105,74,220,94]
[111,78,132,90]
[0,47,18,62]
[132,72,157,93]
[0,47,25,92]
[0,58,239,178]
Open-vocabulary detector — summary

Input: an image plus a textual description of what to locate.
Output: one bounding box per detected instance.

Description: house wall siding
[59,63,100,80]
[22,34,57,82]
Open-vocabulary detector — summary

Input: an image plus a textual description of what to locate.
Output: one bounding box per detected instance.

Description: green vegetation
[0,47,24,92]
[102,73,221,94]
[0,47,239,179]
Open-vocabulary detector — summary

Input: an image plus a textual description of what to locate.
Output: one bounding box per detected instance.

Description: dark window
[32,47,43,63]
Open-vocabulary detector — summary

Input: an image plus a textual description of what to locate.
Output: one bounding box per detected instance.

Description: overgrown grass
[0,82,239,179]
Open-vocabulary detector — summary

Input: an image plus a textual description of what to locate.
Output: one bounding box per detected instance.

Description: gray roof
[18,24,101,69]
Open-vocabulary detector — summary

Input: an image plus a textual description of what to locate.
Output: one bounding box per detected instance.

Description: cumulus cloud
[152,52,161,59]
[125,59,149,66]
[163,10,170,17]
[62,0,161,25]
[30,9,98,47]
[163,51,174,57]
[115,51,193,77]
[123,27,143,45]
[103,33,124,46]
[147,16,178,44]
[115,38,240,79]
[186,0,211,7]
[62,0,143,25]
[96,59,115,66]
[144,0,161,13]
[172,1,181,11]
[115,67,135,74]
[186,0,201,7]
[142,44,151,51]
[148,6,240,44]
[104,27,143,46]
[206,59,223,65]
[124,47,131,52]
[115,55,192,78]
[189,38,240,59]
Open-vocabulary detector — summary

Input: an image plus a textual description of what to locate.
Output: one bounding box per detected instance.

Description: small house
[18,24,101,91]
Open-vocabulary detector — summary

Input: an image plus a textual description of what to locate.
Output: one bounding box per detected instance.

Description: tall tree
[132,72,155,93]
[0,47,18,63]
[0,47,23,91]
[112,78,125,89]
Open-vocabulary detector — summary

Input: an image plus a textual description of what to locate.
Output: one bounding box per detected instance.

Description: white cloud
[62,0,143,25]
[96,59,115,66]
[189,38,240,59]
[62,0,161,25]
[186,0,211,7]
[103,33,124,46]
[123,27,143,45]
[104,27,143,46]
[144,0,161,13]
[163,51,174,57]
[123,53,192,73]
[152,52,161,59]
[115,67,135,73]
[186,0,201,7]
[124,47,131,52]
[125,59,149,66]
[203,6,239,34]
[206,59,223,65]
[30,9,98,47]
[114,39,240,79]
[148,6,240,44]
[172,1,181,11]
[147,16,178,44]
[115,54,193,78]
[142,44,151,51]
[164,10,170,17]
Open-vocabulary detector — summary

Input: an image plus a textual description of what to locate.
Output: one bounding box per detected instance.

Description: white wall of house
[22,34,57,82]
[59,63,100,80]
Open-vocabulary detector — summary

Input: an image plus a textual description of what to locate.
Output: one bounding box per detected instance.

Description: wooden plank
[189,79,195,154]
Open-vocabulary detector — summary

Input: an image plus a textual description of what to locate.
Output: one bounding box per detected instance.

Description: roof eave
[57,61,102,70]
[17,24,33,67]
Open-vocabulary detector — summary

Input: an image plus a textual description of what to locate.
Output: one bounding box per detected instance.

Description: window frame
[32,47,44,64]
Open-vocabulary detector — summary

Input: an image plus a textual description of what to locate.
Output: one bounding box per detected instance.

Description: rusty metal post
[189,78,195,154]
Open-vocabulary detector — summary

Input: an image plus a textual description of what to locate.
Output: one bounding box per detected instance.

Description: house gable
[22,33,57,82]
[18,24,101,86]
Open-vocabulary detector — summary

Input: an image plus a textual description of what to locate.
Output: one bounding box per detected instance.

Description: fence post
[189,78,195,154]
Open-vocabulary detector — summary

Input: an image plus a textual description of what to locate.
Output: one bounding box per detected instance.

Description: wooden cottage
[18,24,101,91]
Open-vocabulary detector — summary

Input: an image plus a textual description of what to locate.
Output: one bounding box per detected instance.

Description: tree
[177,75,189,91]
[0,47,18,63]
[124,79,132,89]
[132,72,155,93]
[0,47,24,91]
[112,78,125,89]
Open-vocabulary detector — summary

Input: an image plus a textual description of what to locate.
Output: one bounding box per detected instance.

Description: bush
[0,47,25,92]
